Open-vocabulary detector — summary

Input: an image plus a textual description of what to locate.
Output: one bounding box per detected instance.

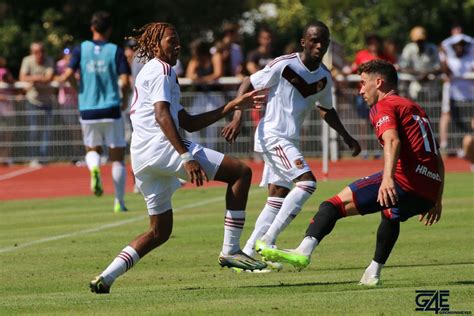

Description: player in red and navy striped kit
[258,60,445,286]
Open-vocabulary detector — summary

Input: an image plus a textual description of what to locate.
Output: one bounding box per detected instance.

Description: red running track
[0,158,470,201]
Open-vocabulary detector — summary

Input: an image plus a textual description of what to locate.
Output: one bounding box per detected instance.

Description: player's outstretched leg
[242,196,284,257]
[359,212,399,286]
[260,174,317,246]
[90,211,173,293]
[258,195,346,270]
[214,156,267,271]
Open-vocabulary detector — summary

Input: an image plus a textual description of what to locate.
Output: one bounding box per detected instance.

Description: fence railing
[0,75,472,164]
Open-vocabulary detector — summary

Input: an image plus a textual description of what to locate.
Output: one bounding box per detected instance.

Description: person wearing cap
[439,33,474,153]
[399,26,441,100]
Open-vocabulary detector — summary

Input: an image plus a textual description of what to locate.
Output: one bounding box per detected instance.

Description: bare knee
[148,225,172,248]
[239,164,252,183]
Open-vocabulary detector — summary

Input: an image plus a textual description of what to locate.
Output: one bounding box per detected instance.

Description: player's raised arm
[179,88,266,133]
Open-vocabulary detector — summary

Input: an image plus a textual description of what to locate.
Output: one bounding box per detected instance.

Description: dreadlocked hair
[128,22,174,63]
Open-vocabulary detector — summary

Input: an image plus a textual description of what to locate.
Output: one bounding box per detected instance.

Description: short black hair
[358,59,398,87]
[365,33,382,45]
[302,21,330,38]
[91,11,112,34]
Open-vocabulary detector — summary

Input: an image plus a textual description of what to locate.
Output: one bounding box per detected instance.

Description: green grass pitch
[0,173,473,315]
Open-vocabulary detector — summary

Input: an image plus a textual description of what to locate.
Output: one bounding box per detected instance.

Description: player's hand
[344,136,362,157]
[418,202,442,226]
[221,119,242,143]
[183,160,209,187]
[377,177,398,207]
[233,88,269,111]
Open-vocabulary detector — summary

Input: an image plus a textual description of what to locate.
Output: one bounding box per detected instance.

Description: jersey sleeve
[249,60,283,89]
[315,75,333,110]
[149,73,172,105]
[115,47,131,75]
[372,104,398,140]
[68,46,81,71]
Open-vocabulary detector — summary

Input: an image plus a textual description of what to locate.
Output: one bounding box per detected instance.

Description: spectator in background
[185,38,224,149]
[212,23,244,77]
[383,38,399,69]
[246,27,274,75]
[439,35,474,152]
[0,56,16,165]
[246,27,275,154]
[55,48,82,160]
[351,34,388,73]
[399,26,441,100]
[350,34,391,158]
[19,42,55,165]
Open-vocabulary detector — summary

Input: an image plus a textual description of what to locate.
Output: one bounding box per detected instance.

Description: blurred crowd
[0,22,473,167]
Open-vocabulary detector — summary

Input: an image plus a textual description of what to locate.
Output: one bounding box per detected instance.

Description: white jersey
[130,58,183,173]
[250,53,333,152]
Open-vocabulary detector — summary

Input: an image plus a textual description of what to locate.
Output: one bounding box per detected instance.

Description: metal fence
[0,76,472,164]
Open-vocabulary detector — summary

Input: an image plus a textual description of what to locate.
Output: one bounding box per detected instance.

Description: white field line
[0,166,42,181]
[0,195,225,254]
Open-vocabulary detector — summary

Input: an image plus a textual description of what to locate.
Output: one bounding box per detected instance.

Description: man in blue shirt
[61,11,131,212]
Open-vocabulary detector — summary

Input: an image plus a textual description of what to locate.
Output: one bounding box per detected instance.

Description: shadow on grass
[240,280,356,289]
[316,261,474,272]
[180,280,356,291]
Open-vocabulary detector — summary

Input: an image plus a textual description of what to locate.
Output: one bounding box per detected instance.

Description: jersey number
[413,115,438,155]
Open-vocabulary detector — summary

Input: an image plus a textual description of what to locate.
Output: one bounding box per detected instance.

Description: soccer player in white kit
[222,21,361,263]
[90,23,267,293]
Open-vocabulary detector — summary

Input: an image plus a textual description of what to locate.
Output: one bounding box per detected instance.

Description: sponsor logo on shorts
[415,164,442,182]
[294,158,305,169]
[375,115,390,129]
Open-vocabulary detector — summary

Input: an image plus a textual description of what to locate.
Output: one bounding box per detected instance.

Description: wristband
[180,152,194,163]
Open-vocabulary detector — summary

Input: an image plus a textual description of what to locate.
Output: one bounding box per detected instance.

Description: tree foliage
[0,0,472,75]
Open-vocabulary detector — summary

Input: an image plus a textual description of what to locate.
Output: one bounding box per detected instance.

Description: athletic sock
[242,197,284,256]
[305,197,345,242]
[262,181,316,245]
[222,210,245,255]
[373,213,400,264]
[365,260,384,278]
[100,245,140,286]
[85,150,101,172]
[295,236,319,256]
[112,161,126,206]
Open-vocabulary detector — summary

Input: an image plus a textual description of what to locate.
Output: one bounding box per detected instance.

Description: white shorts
[134,142,224,216]
[81,118,127,148]
[259,139,312,189]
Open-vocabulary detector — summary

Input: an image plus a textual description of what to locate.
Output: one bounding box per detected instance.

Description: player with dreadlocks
[90,22,268,294]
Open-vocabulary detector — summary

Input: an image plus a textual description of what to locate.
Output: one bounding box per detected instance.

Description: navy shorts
[348,172,434,222]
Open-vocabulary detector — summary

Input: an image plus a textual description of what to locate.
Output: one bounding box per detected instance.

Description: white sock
[100,245,140,286]
[262,181,316,245]
[222,210,245,255]
[366,260,384,277]
[243,197,284,256]
[85,151,101,171]
[112,161,126,205]
[295,236,319,256]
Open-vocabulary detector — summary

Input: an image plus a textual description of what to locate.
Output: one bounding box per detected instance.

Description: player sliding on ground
[257,60,445,286]
[90,22,268,294]
[222,21,360,270]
